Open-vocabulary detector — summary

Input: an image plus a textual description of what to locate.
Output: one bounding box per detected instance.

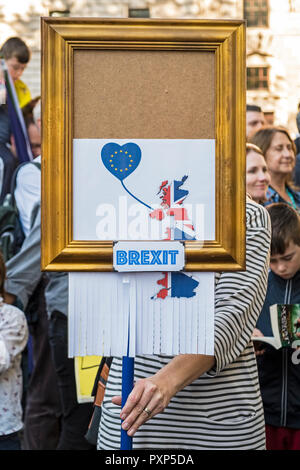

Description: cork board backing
[73,49,215,140]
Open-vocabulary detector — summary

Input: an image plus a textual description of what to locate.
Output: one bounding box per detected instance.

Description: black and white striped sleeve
[211,201,271,375]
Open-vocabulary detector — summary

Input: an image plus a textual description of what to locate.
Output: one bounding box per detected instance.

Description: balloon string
[121,180,153,210]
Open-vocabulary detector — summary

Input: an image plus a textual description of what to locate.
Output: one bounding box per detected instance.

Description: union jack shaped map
[149,175,199,300]
[149,175,196,241]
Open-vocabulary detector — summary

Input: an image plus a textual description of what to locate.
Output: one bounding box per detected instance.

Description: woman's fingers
[120,379,149,418]
[122,396,163,437]
[121,379,156,419]
[125,401,161,437]
[111,395,122,406]
[111,375,171,436]
[119,378,166,436]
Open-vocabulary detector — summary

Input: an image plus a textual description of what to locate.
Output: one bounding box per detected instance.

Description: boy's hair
[266,203,300,255]
[0,250,6,297]
[0,37,30,64]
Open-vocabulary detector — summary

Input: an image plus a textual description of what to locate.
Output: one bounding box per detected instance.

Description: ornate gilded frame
[41,18,246,272]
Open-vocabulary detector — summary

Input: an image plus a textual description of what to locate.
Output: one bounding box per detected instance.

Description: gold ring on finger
[143,406,152,417]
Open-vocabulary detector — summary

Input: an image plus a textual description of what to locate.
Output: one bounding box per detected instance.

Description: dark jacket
[256,269,300,429]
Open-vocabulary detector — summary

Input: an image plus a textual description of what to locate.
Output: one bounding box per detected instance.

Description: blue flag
[2,59,32,163]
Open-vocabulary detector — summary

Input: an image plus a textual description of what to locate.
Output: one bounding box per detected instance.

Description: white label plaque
[113,241,185,272]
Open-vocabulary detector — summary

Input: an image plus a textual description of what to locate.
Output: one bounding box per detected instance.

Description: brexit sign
[113,241,185,272]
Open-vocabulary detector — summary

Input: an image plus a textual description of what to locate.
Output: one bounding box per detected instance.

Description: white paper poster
[73,139,215,243]
[69,138,215,358]
[68,271,215,358]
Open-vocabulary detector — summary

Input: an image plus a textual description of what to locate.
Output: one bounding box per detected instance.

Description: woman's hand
[112,375,172,437]
[112,354,215,437]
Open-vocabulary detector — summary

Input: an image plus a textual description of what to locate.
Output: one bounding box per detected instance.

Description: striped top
[97,200,271,450]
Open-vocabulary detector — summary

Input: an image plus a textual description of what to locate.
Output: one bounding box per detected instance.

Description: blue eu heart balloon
[101,142,141,181]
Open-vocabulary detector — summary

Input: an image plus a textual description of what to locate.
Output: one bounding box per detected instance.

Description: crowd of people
[1,36,300,451]
[245,105,300,450]
[0,36,94,451]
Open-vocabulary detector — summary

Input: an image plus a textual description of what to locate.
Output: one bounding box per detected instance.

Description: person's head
[246,142,270,203]
[246,104,265,138]
[0,37,30,82]
[249,126,296,183]
[25,117,41,158]
[0,251,6,298]
[267,203,300,279]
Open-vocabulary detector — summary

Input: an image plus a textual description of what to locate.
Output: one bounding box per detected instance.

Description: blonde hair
[246,142,264,157]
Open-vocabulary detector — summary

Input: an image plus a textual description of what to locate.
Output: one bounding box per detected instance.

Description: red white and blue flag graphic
[151,272,199,300]
[149,175,196,241]
[148,176,198,300]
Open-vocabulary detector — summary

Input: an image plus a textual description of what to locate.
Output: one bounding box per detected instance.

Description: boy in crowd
[0,37,32,201]
[0,36,31,109]
[254,202,300,450]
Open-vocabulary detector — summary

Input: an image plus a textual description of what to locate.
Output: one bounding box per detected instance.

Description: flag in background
[1,58,33,163]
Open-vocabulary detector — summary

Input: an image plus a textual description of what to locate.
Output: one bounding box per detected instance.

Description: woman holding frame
[97,197,271,450]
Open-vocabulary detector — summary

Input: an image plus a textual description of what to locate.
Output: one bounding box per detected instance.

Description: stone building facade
[1,0,300,134]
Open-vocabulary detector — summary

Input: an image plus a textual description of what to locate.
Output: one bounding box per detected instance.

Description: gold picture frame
[41,17,246,272]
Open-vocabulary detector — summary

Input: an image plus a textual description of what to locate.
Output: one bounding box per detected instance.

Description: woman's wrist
[153,354,216,398]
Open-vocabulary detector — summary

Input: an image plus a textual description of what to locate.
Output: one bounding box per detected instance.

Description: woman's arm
[114,354,215,437]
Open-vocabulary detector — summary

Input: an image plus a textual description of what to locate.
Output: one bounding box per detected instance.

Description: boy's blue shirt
[256,269,300,336]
